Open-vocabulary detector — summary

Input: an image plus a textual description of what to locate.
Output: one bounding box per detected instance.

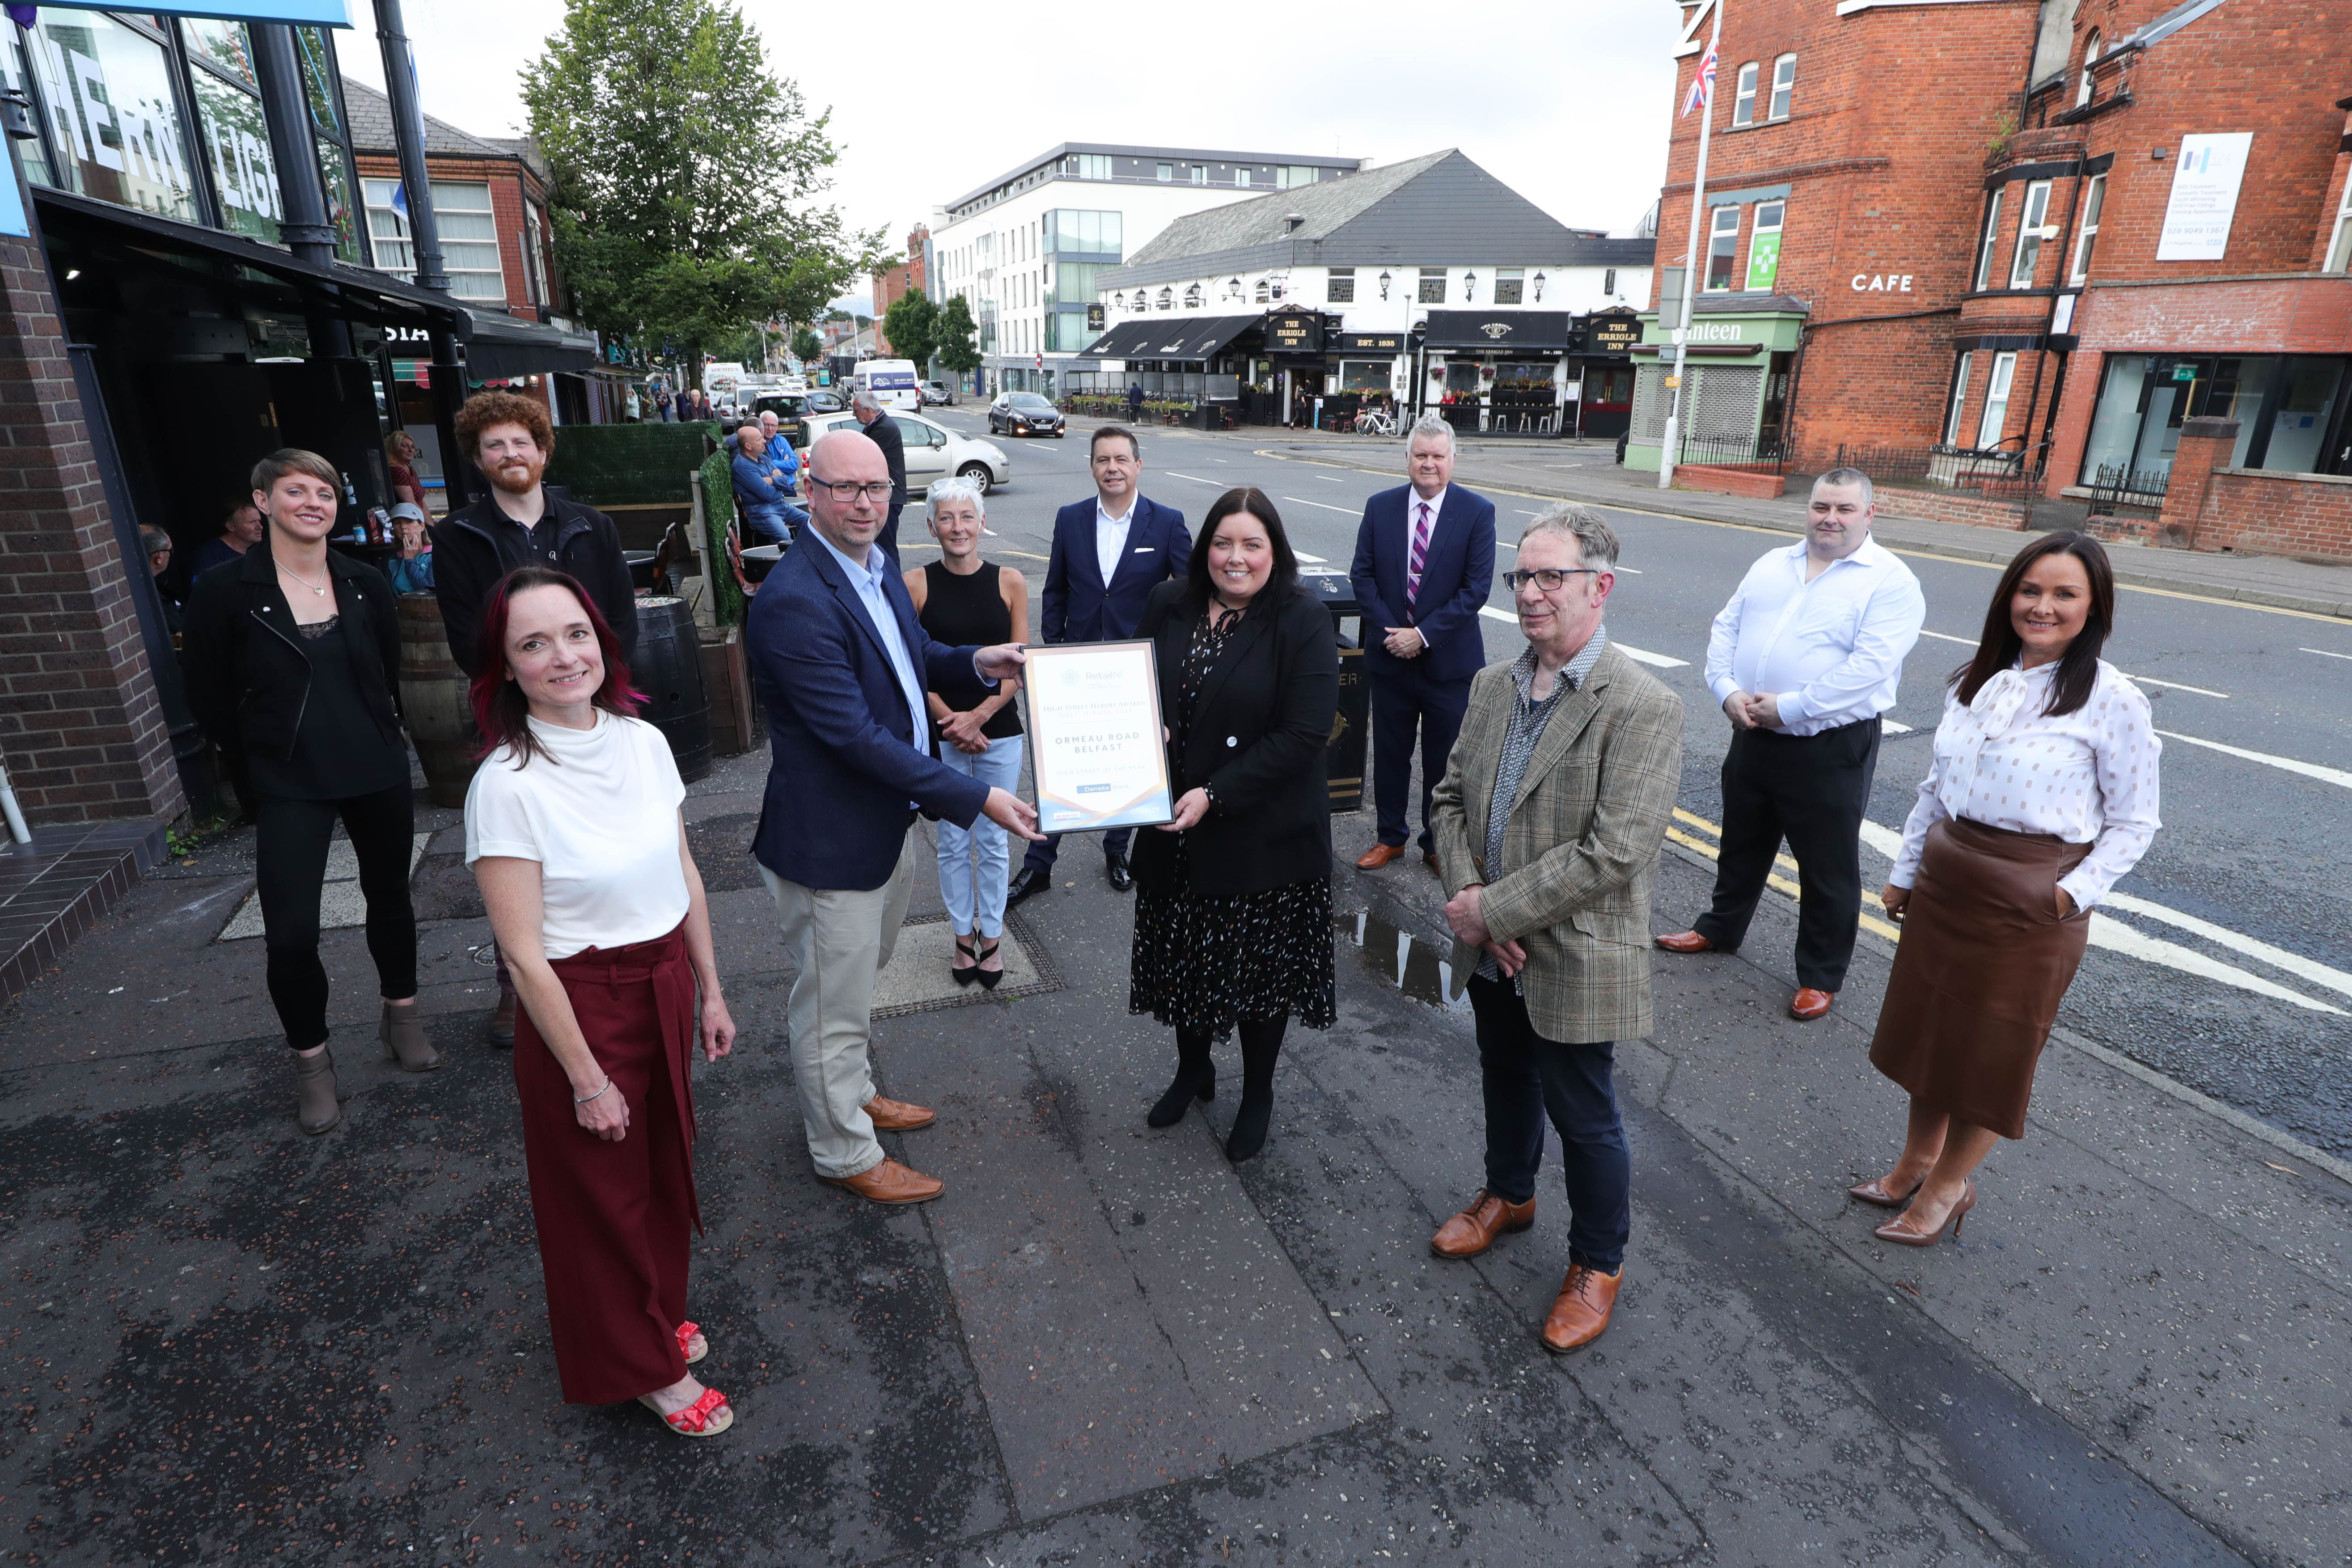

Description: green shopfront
[1622,300,1806,472]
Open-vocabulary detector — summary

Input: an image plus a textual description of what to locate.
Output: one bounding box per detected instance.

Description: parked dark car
[753,389,850,446]
[988,392,1066,438]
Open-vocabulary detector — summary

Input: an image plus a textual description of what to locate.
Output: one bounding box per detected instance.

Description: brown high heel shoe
[1874,1179,1977,1247]
[1848,1173,1924,1209]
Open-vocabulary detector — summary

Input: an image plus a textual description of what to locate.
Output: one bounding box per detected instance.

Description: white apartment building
[929,143,1363,395]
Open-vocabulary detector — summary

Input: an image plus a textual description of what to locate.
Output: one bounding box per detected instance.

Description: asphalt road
[913,405,2352,1158]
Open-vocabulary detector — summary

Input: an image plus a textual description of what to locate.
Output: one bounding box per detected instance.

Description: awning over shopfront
[464,311,601,378]
[1420,310,1574,353]
[1079,314,1259,363]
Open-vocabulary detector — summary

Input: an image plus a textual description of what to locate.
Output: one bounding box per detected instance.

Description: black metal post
[375,0,471,506]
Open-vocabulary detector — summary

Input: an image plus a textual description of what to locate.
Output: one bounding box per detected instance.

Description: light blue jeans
[935,733,1025,938]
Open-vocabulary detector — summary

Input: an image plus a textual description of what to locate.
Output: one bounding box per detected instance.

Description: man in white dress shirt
[1655,469,1926,1019]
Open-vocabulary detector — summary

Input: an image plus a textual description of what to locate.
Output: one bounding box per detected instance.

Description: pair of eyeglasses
[808,478,893,503]
[1501,567,1601,592]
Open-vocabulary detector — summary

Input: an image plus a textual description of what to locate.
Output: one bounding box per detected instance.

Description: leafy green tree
[882,291,938,369]
[933,295,981,377]
[522,0,888,375]
[790,326,823,363]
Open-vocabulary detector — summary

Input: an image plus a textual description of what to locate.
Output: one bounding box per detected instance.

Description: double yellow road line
[1664,807,1904,942]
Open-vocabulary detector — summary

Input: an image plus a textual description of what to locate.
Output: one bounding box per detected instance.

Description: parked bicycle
[1356,408,1399,437]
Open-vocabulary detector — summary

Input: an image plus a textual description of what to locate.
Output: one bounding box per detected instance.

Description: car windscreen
[1008,396,1054,410]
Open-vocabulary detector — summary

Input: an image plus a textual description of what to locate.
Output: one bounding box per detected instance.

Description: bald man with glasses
[748,430,1041,1205]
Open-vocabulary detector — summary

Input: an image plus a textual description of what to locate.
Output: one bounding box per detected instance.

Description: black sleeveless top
[917,561,1022,740]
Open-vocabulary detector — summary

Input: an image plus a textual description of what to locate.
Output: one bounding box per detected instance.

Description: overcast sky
[336,0,1682,313]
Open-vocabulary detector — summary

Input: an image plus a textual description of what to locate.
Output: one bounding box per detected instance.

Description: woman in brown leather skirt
[1857,533,2161,1245]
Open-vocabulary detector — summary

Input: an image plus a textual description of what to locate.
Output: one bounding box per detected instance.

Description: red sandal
[676,1320,707,1365]
[639,1385,732,1437]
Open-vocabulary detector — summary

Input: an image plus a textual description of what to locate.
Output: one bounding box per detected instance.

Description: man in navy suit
[1005,424,1190,905]
[1348,414,1498,870]
[749,430,1040,1206]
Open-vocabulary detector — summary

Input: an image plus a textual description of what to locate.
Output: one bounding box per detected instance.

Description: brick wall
[2174,467,2352,561]
[0,237,184,826]
[352,153,555,323]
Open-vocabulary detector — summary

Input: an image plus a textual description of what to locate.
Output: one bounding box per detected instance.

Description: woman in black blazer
[184,449,433,1136]
[1130,487,1339,1162]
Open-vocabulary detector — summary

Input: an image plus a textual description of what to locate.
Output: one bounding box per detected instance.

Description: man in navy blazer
[1006,423,1189,904]
[749,430,1039,1206]
[1348,414,1498,869]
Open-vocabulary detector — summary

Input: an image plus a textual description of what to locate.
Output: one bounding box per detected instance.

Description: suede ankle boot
[295,1048,341,1135]
[381,1002,439,1072]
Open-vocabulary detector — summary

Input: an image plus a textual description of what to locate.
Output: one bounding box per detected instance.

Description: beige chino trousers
[761,833,917,1179]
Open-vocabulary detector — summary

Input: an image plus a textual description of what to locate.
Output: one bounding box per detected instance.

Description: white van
[850,358,922,414]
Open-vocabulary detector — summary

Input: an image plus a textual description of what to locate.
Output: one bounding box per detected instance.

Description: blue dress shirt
[809,527,928,751]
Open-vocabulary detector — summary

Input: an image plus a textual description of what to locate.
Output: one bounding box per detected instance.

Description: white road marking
[1919,629,1976,644]
[1472,606,1687,668]
[1516,509,1543,517]
[2299,647,2352,661]
[1294,552,1328,563]
[1479,606,1515,622]
[2155,729,2352,790]
[2101,891,2352,1000]
[1882,718,1914,734]
[1316,474,1342,482]
[1163,472,1220,484]
[1281,495,1360,514]
[2128,675,2229,697]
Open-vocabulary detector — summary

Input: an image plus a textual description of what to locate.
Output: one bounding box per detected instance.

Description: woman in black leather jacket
[184,449,435,1135]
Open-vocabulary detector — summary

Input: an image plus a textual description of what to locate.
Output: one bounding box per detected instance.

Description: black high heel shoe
[973,938,1003,991]
[950,934,979,988]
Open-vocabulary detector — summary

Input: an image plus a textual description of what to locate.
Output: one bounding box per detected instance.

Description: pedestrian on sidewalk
[1656,468,1925,1021]
[1426,504,1682,1352]
[1857,533,2160,1246]
[464,567,739,1437]
[1131,488,1338,1163]
[432,390,639,1048]
[850,389,909,564]
[1348,413,1498,875]
[748,430,1039,1206]
[1008,424,1189,906]
[906,477,1028,989]
[183,449,435,1135]
[1126,381,1144,422]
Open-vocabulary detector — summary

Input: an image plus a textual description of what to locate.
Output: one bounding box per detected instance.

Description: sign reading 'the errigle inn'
[1588,318,1641,354]
[1265,309,1325,354]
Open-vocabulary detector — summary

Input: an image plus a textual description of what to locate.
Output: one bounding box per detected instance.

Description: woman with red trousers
[464,566,740,1437]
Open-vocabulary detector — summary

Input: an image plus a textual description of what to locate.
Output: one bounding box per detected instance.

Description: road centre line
[1281,495,1361,514]
[1919,629,1976,644]
[2155,729,2352,790]
[1473,606,1688,667]
[1294,552,1328,563]
[1162,472,1220,484]
[2301,647,2352,660]
[1912,629,2226,696]
[1316,474,1342,482]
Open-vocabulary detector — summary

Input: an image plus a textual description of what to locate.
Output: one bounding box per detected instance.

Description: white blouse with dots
[1890,658,2162,910]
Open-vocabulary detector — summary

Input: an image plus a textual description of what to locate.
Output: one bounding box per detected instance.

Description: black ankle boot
[1148,1029,1216,1128]
[1223,1014,1287,1162]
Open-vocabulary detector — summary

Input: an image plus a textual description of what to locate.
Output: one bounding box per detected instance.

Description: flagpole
[1658,0,1722,491]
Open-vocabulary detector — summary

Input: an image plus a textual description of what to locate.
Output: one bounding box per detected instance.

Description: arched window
[1253,279,1271,303]
[1183,283,1202,309]
[1155,287,1172,311]
[2076,30,2100,107]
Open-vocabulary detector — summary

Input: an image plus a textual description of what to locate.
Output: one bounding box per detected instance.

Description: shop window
[1943,352,1975,445]
[1745,203,1784,292]
[1339,360,1391,393]
[28,11,202,224]
[1493,268,1524,304]
[186,51,279,242]
[1769,55,1796,120]
[2071,173,2106,283]
[1973,190,2003,290]
[1417,267,1446,304]
[1976,351,2017,448]
[0,38,55,188]
[1731,62,1758,127]
[1704,205,1740,292]
[2077,31,2101,108]
[2328,178,2352,272]
[1327,267,1355,304]
[2258,359,2347,473]
[2009,180,2052,288]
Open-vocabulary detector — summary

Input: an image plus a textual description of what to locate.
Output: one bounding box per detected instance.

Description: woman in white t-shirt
[464,567,739,1438]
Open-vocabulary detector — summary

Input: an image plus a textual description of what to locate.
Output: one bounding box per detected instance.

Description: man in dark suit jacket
[852,390,909,563]
[1007,424,1190,905]
[1348,413,1498,869]
[749,430,1039,1207]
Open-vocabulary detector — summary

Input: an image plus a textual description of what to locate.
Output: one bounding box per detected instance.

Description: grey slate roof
[344,79,522,162]
[1102,150,1648,290]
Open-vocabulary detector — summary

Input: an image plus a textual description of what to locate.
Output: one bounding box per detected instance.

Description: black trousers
[1468,976,1629,1272]
[1371,661,1472,852]
[876,500,904,565]
[253,784,418,1050]
[1022,825,1132,877]
[1694,717,1880,993]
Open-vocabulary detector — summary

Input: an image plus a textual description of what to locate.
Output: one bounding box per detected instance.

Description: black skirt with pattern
[1127,608,1335,1040]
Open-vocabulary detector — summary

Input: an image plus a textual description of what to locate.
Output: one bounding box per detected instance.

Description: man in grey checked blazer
[1426,503,1683,1354]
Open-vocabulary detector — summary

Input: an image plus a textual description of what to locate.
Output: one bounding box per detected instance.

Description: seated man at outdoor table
[732,422,807,545]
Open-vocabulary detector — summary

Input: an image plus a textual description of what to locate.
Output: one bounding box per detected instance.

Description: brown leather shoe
[1430,1190,1536,1259]
[1789,987,1835,1020]
[1355,842,1408,870]
[1653,930,1717,954]
[818,1157,944,1205]
[863,1094,936,1131]
[487,992,516,1046]
[1423,852,1441,873]
[1540,1263,1623,1352]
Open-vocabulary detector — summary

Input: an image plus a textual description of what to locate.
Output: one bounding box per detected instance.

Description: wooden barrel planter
[397,595,482,808]
[633,596,713,782]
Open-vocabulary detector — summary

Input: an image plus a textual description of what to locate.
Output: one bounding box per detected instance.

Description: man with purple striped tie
[1348,414,1499,871]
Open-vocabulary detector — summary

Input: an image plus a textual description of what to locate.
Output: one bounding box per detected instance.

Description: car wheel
[957,462,993,496]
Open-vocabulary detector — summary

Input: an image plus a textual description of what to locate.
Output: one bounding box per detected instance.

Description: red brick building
[871,224,928,353]
[1642,0,2352,560]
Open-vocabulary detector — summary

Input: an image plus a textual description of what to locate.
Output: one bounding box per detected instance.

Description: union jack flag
[1681,42,1718,118]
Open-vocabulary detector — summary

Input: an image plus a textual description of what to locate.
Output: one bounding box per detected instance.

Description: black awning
[1079,314,1260,362]
[1421,310,1574,352]
[464,311,601,377]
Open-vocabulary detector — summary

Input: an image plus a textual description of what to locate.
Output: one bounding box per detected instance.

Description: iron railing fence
[1675,430,1788,474]
[2090,463,2170,512]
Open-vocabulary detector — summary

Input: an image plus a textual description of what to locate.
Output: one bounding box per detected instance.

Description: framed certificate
[1023,641,1174,833]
